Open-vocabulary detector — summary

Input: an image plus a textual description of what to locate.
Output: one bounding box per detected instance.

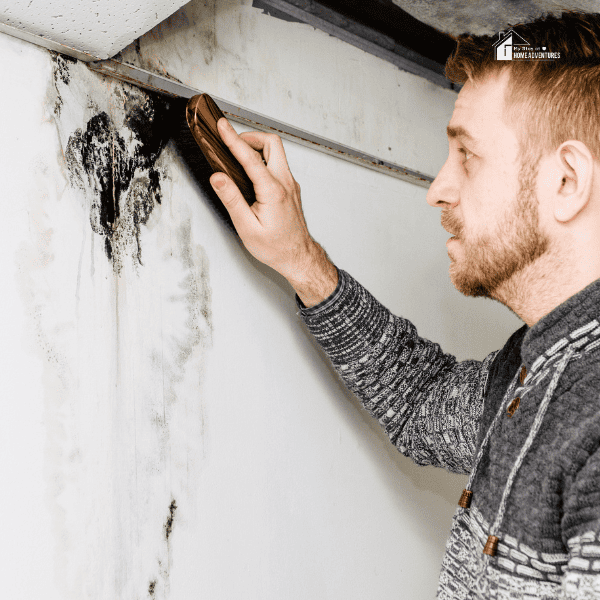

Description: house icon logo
[493,29,530,60]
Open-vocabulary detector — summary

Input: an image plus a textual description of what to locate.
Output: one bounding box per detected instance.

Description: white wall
[0,5,523,599]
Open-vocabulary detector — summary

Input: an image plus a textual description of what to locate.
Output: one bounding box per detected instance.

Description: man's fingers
[216,118,295,192]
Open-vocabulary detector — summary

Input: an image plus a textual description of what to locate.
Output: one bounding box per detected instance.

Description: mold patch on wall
[114,5,196,73]
[63,84,172,274]
[146,497,179,595]
[164,498,177,541]
[117,1,217,73]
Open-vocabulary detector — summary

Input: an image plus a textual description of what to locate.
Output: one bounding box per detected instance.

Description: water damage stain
[64,86,173,274]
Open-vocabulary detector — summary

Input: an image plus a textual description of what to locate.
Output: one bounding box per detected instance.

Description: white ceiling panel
[0,0,189,59]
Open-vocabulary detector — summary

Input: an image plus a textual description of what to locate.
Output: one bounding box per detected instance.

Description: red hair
[445,12,600,163]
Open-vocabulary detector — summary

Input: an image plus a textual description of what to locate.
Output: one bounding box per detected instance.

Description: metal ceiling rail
[88,58,435,188]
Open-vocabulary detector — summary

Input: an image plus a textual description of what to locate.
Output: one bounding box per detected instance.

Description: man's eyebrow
[446,125,479,147]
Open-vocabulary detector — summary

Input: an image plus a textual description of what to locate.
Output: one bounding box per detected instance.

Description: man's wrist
[286,243,338,308]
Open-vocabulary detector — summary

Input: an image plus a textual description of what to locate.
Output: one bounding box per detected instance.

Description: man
[208,11,600,599]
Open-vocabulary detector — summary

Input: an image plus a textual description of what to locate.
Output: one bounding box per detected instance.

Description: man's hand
[209,117,338,307]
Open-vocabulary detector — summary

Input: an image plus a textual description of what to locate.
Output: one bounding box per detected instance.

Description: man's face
[426,70,550,300]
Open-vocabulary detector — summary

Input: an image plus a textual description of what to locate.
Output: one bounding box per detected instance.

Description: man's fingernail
[212,175,226,190]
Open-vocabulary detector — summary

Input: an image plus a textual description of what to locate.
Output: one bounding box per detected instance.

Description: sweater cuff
[294,265,346,316]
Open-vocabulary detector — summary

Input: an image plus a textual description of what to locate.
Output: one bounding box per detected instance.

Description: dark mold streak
[147,498,177,597]
[164,499,177,541]
[50,51,76,86]
[50,51,77,116]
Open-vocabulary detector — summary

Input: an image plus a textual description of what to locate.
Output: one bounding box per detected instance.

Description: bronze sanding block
[186,94,257,206]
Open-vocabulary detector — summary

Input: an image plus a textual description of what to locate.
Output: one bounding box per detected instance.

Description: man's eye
[459,147,474,163]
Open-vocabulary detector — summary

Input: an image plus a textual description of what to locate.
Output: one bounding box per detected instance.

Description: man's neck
[490,250,598,327]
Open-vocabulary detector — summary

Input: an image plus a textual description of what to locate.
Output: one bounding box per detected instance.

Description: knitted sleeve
[561,443,600,598]
[298,269,499,475]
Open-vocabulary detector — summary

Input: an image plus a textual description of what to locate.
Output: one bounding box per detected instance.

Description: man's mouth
[440,210,462,239]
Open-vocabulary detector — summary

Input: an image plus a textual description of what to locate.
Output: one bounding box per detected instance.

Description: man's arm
[299,268,499,474]
[207,118,497,472]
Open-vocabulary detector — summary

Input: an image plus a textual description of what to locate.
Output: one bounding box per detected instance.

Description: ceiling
[0,0,597,82]
[391,0,600,37]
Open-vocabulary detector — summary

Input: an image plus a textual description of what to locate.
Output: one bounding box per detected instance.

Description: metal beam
[88,58,434,188]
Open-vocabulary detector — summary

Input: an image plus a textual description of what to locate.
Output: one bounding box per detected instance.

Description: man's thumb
[210,173,228,192]
[209,173,247,223]
[210,173,239,209]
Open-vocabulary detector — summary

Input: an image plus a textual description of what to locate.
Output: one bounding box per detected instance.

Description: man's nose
[426,158,459,209]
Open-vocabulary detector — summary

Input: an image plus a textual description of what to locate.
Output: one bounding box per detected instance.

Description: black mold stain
[148,579,156,598]
[50,51,77,116]
[164,499,177,541]
[50,51,76,86]
[65,89,173,272]
[68,112,129,260]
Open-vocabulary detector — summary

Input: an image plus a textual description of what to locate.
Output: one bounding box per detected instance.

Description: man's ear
[553,140,594,223]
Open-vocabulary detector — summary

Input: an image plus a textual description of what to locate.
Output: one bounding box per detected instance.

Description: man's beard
[441,162,550,299]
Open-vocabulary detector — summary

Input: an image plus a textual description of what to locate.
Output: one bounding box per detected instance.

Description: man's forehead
[447,72,511,146]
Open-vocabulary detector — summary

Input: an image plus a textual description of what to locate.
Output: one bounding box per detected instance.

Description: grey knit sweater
[297,269,600,599]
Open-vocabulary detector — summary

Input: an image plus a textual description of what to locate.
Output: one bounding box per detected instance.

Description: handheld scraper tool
[186,94,257,206]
